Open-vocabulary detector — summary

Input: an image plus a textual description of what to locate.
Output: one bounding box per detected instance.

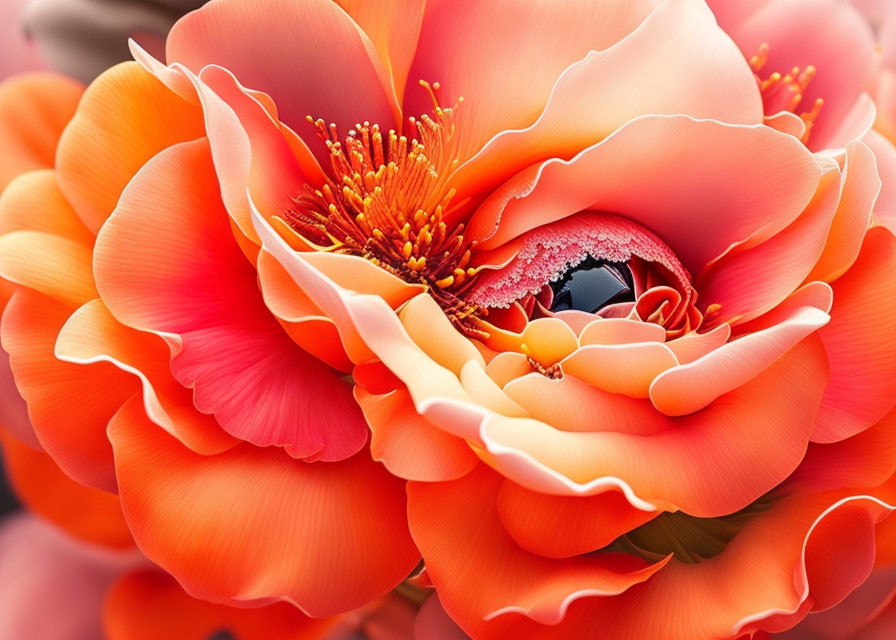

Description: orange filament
[287,82,484,333]
[750,43,824,144]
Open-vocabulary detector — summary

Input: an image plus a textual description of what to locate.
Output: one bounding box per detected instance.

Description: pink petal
[0,514,140,640]
[467,116,821,276]
[94,138,367,461]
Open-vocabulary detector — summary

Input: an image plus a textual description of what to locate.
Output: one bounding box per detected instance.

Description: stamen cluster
[287,84,483,332]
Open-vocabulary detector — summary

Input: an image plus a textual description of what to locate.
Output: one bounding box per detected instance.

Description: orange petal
[426,486,891,639]
[334,0,426,105]
[1,288,138,491]
[55,299,237,455]
[408,467,663,635]
[0,73,82,190]
[562,342,678,398]
[0,427,133,549]
[109,396,420,616]
[496,480,657,559]
[450,0,761,196]
[103,568,340,640]
[0,169,93,245]
[0,230,97,307]
[56,61,204,234]
[399,294,485,375]
[813,228,896,442]
[95,139,366,461]
[503,374,666,437]
[407,465,667,632]
[429,335,829,516]
[355,386,478,482]
[578,318,666,345]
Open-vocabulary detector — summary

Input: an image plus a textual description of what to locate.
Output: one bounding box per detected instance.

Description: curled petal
[103,568,341,640]
[451,0,762,196]
[166,0,398,159]
[56,61,204,234]
[0,427,133,549]
[2,289,138,491]
[407,465,668,631]
[466,116,821,277]
[405,0,660,163]
[109,395,420,617]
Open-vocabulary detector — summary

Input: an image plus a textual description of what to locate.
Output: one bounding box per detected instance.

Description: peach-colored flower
[0,0,894,638]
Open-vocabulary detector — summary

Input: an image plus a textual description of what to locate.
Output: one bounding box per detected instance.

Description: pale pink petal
[650,306,829,416]
[807,140,880,282]
[451,0,762,196]
[695,163,841,324]
[813,227,896,442]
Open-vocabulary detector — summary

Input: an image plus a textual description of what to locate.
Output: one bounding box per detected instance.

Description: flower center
[286,82,481,331]
[749,43,824,144]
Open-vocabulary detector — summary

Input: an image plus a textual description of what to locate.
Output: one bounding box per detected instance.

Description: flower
[0,0,895,637]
